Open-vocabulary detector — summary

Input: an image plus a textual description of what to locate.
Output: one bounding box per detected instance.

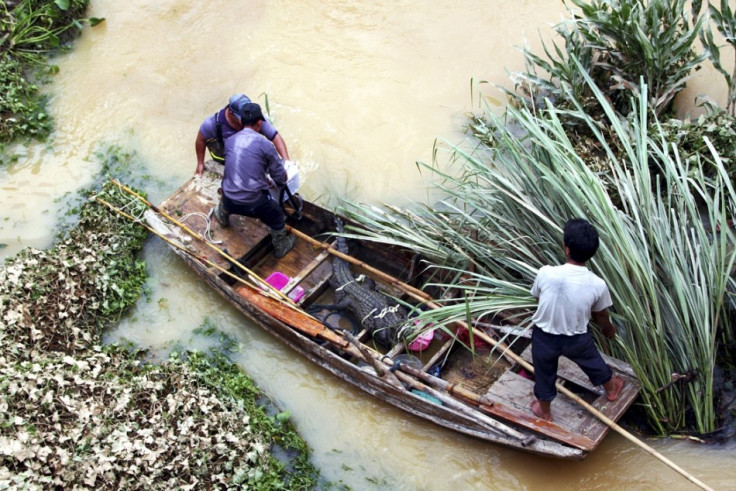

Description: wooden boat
[144,160,640,459]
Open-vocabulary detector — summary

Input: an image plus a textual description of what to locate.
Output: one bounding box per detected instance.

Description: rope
[180,210,222,244]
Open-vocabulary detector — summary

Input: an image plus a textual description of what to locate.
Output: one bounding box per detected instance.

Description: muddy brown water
[1,1,734,489]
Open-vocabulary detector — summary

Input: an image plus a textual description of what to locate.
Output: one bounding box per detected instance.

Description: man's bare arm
[591,308,616,339]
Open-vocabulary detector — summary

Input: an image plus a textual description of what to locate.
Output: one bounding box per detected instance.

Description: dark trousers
[531,328,612,401]
[222,191,285,231]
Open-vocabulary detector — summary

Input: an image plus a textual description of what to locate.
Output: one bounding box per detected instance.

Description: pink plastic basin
[266,271,305,302]
[408,329,434,351]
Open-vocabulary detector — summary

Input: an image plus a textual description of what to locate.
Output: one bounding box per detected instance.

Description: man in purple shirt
[195,93,290,176]
[212,102,295,258]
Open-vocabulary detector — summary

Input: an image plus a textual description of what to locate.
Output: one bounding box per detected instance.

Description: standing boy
[529,218,624,421]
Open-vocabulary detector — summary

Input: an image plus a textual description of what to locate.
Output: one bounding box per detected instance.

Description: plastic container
[407,330,434,352]
[269,160,300,202]
[407,319,435,352]
[266,271,305,302]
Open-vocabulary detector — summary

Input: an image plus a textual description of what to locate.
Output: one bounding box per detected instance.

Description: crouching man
[212,102,295,258]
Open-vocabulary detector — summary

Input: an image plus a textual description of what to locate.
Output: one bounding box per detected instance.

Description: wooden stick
[286,225,433,301]
[95,197,288,305]
[110,179,294,306]
[287,227,712,490]
[364,353,534,443]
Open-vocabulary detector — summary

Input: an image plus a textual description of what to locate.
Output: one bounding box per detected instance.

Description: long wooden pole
[289,227,713,491]
[95,197,288,305]
[109,179,294,305]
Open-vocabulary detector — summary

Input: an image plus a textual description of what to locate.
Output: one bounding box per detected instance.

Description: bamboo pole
[109,179,294,306]
[289,228,713,491]
[94,197,287,304]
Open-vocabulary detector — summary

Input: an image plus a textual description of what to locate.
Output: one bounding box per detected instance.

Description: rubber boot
[211,200,230,228]
[270,228,295,258]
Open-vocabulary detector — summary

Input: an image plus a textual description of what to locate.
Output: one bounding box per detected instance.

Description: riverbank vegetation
[0,0,102,152]
[344,0,736,438]
[0,181,319,488]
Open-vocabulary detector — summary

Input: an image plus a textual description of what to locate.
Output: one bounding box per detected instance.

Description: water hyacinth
[342,68,736,435]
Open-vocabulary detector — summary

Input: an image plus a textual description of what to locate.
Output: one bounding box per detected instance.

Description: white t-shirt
[531,263,612,336]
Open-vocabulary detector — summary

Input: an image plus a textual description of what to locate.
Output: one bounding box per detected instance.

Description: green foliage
[508,0,705,122]
[346,73,736,436]
[0,343,314,489]
[0,0,97,60]
[0,53,53,143]
[0,179,320,488]
[184,350,320,490]
[1,180,148,355]
[0,0,104,148]
[658,112,736,189]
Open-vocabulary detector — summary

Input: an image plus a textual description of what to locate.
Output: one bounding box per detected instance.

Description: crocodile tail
[334,217,349,254]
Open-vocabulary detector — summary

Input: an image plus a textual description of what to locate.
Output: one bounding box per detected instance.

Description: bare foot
[604,375,625,401]
[530,399,552,421]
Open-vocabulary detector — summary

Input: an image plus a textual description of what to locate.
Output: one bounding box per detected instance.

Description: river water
[1,1,733,489]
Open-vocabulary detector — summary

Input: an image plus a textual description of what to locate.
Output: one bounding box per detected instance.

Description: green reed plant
[343,70,735,435]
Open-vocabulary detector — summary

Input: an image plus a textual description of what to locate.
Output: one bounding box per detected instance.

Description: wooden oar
[287,228,712,490]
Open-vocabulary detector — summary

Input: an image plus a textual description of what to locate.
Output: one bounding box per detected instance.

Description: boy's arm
[591,308,616,339]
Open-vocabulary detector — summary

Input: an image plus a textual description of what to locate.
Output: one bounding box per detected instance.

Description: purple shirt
[222,128,286,204]
[199,107,279,142]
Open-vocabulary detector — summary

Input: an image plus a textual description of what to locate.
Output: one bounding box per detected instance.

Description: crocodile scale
[330,218,407,346]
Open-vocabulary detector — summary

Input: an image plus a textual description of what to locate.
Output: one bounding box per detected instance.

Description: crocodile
[330,218,407,347]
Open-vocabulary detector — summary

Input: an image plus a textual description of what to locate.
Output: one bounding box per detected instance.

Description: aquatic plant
[0,0,102,146]
[343,71,736,435]
[0,179,319,488]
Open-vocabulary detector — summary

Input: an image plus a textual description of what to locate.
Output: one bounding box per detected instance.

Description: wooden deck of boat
[482,345,639,449]
[158,171,271,272]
